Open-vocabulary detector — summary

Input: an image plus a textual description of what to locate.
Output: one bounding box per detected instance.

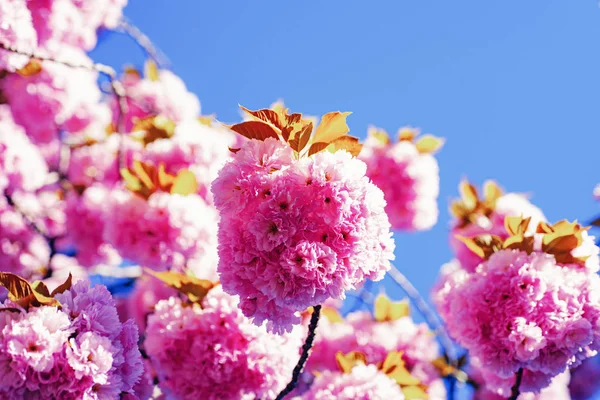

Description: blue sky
[91,1,600,310]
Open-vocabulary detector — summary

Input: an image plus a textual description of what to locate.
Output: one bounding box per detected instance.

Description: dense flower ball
[144,285,303,400]
[144,119,235,202]
[104,189,219,274]
[65,185,122,267]
[450,181,546,271]
[436,247,600,393]
[0,194,50,280]
[212,138,395,333]
[0,49,102,144]
[359,127,442,231]
[0,0,37,71]
[113,69,201,132]
[306,310,445,398]
[299,364,405,400]
[0,105,48,194]
[27,0,127,50]
[0,280,143,398]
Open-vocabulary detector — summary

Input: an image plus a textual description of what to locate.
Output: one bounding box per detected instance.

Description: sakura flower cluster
[213,135,394,333]
[359,126,443,231]
[144,284,303,400]
[0,280,143,398]
[435,218,600,394]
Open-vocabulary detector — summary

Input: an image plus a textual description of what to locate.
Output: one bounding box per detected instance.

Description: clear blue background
[90,1,600,397]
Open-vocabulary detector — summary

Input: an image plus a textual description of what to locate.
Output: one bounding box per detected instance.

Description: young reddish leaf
[321,306,344,323]
[228,120,280,141]
[402,386,430,400]
[123,66,141,79]
[336,351,367,374]
[504,216,531,236]
[415,135,444,154]
[374,294,410,322]
[456,234,503,259]
[458,180,479,210]
[239,106,282,129]
[144,59,160,81]
[197,115,215,126]
[158,164,175,189]
[327,135,363,157]
[17,60,42,77]
[32,281,51,297]
[0,273,59,308]
[368,126,391,145]
[120,168,142,192]
[431,357,468,383]
[312,111,352,144]
[145,269,215,304]
[289,122,313,153]
[307,142,329,157]
[483,180,503,205]
[398,127,417,142]
[171,170,198,196]
[380,351,421,386]
[0,273,34,301]
[50,273,73,296]
[132,115,176,146]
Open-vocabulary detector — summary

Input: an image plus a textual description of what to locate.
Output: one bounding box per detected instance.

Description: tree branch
[275,305,322,400]
[117,18,170,68]
[508,368,523,400]
[387,265,459,368]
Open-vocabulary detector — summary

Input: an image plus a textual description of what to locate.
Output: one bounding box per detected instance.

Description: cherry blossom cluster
[0,277,142,398]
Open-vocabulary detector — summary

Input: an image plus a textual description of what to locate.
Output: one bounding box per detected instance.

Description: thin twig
[275,305,322,400]
[508,368,524,400]
[117,18,170,68]
[3,192,48,237]
[387,266,458,367]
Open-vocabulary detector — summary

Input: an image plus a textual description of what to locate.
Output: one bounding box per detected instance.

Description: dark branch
[508,368,524,400]
[275,305,322,400]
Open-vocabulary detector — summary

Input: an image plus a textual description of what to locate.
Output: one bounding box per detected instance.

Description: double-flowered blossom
[104,160,219,275]
[449,180,546,271]
[112,63,201,133]
[26,0,127,51]
[212,106,394,333]
[359,126,443,231]
[0,0,37,71]
[305,295,446,399]
[0,49,103,145]
[0,274,143,399]
[435,216,600,394]
[0,105,48,194]
[144,277,303,400]
[65,184,122,267]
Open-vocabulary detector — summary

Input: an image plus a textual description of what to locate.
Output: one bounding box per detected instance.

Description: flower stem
[508,368,524,400]
[387,265,458,367]
[275,305,322,400]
